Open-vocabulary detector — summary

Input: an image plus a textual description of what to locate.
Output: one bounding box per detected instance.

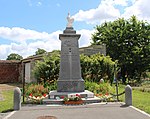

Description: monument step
[49,90,94,99]
[42,97,101,105]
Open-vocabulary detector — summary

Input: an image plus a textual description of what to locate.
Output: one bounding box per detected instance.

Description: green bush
[42,80,57,91]
[33,52,116,85]
[32,52,60,84]
[81,53,116,84]
[85,80,113,94]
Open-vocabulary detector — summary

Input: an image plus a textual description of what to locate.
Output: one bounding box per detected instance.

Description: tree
[92,16,150,82]
[35,48,46,55]
[33,53,60,85]
[6,53,23,60]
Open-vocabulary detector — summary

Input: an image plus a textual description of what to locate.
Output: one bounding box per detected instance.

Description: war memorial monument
[48,13,94,102]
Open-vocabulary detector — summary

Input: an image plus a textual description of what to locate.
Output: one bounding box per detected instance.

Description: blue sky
[0,0,150,59]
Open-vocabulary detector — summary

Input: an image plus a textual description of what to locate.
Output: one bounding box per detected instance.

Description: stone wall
[0,60,21,83]
[79,45,106,56]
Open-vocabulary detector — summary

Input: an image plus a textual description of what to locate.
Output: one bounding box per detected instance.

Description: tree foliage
[80,53,115,84]
[33,52,60,84]
[92,16,150,81]
[6,53,23,60]
[33,52,115,85]
[35,48,46,55]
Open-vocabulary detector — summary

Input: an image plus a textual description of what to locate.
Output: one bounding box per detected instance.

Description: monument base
[43,91,100,104]
[57,80,84,92]
[49,90,94,99]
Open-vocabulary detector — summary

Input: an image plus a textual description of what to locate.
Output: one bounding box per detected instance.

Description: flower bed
[63,94,83,105]
[28,93,48,101]
[25,84,49,104]
[27,93,48,104]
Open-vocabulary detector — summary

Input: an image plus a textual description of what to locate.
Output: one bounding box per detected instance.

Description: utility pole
[114,64,119,101]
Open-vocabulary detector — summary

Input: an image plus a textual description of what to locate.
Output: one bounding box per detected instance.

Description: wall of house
[0,60,21,83]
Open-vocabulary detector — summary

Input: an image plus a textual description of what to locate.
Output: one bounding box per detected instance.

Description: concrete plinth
[57,80,84,92]
[49,90,94,99]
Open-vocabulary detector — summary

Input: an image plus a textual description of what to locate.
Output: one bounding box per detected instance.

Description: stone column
[57,27,84,92]
[14,87,21,110]
[125,85,132,106]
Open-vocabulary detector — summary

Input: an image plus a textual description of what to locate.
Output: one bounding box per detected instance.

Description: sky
[0,0,150,59]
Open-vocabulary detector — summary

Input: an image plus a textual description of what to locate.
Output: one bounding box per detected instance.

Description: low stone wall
[0,60,21,83]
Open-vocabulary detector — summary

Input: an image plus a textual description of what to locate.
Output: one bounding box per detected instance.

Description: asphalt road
[4,102,150,119]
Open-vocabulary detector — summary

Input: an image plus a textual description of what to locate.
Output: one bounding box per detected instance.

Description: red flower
[61,96,65,99]
[76,94,81,98]
[105,92,109,96]
[99,94,103,96]
[43,94,47,97]
[29,93,33,96]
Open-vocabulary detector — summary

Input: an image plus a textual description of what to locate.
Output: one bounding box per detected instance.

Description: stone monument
[57,13,84,92]
[47,14,95,102]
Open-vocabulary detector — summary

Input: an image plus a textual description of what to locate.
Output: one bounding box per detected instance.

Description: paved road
[4,102,150,119]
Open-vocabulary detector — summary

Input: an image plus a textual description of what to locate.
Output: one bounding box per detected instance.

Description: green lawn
[0,90,13,112]
[117,84,150,114]
[132,90,150,114]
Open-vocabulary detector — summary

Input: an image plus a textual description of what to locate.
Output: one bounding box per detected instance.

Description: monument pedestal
[57,80,84,92]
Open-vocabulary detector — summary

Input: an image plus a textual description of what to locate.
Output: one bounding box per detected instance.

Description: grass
[132,90,150,114]
[0,90,13,113]
[116,84,150,114]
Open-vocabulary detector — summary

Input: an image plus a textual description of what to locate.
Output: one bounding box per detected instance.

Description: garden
[0,16,150,114]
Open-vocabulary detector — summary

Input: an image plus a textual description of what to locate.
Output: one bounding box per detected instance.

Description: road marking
[130,106,150,118]
[3,111,16,119]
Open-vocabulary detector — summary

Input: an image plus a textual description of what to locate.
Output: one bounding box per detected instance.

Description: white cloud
[0,27,62,59]
[122,0,150,21]
[73,0,121,24]
[73,0,150,24]
[0,44,11,59]
[0,27,93,60]
[0,27,50,43]
[77,29,94,47]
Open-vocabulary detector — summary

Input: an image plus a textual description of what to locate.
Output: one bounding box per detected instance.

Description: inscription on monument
[59,82,78,91]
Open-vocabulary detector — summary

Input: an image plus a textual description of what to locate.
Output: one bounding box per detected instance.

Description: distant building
[22,54,44,83]
[79,44,106,56]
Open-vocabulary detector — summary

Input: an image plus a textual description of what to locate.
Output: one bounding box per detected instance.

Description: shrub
[80,53,115,84]
[85,80,112,94]
[25,83,48,97]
